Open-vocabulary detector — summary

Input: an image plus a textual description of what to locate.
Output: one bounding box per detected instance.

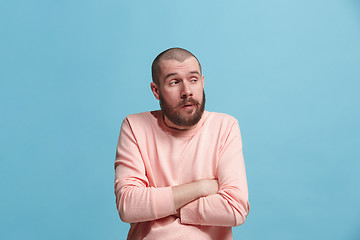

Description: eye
[190,78,198,83]
[169,80,180,86]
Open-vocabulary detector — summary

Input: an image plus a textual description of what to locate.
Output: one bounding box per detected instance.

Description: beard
[159,90,206,128]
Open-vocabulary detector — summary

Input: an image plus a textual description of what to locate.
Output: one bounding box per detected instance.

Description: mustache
[177,97,199,107]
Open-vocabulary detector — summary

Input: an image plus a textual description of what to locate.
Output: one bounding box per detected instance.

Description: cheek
[194,88,204,98]
[161,92,179,105]
[162,88,180,98]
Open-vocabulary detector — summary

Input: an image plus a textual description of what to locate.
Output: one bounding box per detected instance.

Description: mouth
[181,103,195,109]
[178,97,199,110]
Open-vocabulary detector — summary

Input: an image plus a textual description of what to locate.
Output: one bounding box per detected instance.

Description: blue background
[1,0,359,239]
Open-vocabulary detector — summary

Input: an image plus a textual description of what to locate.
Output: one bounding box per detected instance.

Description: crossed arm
[114,163,222,224]
[114,118,249,226]
[172,179,219,214]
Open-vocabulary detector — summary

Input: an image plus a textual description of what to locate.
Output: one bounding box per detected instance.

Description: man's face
[152,57,205,129]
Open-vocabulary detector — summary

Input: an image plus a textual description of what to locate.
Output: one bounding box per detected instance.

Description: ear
[201,75,205,88]
[150,82,160,100]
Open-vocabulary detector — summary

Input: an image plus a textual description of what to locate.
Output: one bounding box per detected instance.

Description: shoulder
[125,111,151,123]
[202,111,241,136]
[120,111,152,129]
[204,111,239,126]
[122,111,160,132]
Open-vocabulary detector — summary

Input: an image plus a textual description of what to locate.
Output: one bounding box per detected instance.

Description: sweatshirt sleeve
[114,118,176,223]
[180,119,250,226]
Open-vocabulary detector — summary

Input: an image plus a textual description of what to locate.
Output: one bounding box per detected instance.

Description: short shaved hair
[151,48,202,86]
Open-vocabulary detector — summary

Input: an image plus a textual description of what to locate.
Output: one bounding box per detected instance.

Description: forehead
[159,57,201,76]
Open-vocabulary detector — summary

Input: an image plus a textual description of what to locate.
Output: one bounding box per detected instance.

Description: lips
[182,103,194,108]
[179,98,198,109]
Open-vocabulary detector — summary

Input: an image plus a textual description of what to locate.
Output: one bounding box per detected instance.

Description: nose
[181,81,193,99]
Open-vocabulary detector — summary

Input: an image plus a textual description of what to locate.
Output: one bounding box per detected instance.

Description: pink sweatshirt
[114,110,249,240]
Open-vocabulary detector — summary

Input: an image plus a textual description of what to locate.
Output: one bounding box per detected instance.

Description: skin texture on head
[150,48,205,130]
[152,48,202,87]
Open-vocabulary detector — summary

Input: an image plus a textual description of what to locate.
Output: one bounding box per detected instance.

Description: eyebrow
[189,71,201,76]
[164,71,201,81]
[164,72,178,80]
[190,71,201,75]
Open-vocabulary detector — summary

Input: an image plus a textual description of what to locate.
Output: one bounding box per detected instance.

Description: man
[114,48,249,240]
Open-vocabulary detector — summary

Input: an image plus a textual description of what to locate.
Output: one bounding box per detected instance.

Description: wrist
[197,179,218,197]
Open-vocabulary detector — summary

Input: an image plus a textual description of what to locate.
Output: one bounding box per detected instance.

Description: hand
[198,179,219,197]
[172,178,219,210]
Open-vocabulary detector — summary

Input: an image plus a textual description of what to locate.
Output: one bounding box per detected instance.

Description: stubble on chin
[159,91,206,127]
